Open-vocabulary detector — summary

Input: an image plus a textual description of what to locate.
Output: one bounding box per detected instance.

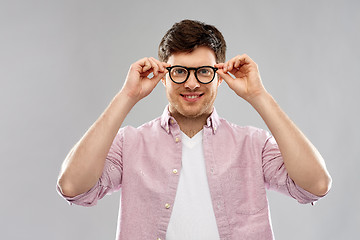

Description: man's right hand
[57,57,170,198]
[121,57,170,102]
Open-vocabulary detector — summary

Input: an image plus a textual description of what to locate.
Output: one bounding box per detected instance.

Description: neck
[170,111,211,138]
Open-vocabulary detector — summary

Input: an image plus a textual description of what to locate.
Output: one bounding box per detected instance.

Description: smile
[185,95,199,99]
[180,93,204,101]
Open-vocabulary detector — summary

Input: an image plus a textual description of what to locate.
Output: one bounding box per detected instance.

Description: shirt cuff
[56,182,100,207]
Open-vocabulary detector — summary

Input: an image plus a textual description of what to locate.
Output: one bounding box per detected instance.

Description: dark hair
[158,19,226,63]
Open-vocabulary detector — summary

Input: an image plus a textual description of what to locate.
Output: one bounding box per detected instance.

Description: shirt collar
[160,105,220,134]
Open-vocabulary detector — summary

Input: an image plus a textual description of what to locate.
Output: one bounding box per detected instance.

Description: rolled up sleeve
[261,133,323,204]
[57,129,124,206]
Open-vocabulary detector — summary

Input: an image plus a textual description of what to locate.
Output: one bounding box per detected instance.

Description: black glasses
[166,65,218,84]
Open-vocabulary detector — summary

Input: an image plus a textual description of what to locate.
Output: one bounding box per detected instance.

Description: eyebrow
[169,65,215,68]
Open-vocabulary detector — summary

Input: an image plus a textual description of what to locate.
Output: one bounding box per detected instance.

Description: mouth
[180,93,204,102]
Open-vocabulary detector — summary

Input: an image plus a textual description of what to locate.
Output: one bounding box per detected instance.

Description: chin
[168,98,214,118]
[179,105,212,119]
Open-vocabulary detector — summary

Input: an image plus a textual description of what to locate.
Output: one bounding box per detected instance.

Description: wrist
[246,90,271,106]
[114,90,139,109]
[248,91,278,114]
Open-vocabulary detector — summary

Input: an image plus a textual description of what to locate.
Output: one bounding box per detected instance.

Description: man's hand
[57,57,170,198]
[215,54,267,104]
[216,54,331,196]
[121,57,170,102]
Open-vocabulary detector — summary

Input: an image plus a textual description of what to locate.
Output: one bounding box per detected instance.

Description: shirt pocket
[225,167,268,215]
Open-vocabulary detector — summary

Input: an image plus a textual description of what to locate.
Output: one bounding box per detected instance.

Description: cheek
[208,83,219,95]
[165,80,181,93]
[165,85,180,101]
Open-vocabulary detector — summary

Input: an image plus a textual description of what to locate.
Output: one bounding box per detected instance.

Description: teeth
[185,95,199,99]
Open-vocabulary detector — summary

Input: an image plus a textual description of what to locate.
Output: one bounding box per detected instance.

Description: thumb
[217,69,235,87]
[148,71,167,87]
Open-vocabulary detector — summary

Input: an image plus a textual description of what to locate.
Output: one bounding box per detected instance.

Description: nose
[184,70,200,90]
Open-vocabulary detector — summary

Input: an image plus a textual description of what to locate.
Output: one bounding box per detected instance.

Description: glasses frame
[166,65,218,84]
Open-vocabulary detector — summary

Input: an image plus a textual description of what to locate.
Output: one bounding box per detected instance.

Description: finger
[162,61,171,70]
[214,63,225,69]
[147,71,167,87]
[223,54,251,72]
[237,54,259,74]
[157,60,171,74]
[149,57,166,72]
[223,58,236,72]
[222,56,236,72]
[149,57,163,72]
[234,58,242,69]
[147,57,159,76]
[222,61,228,72]
[141,58,152,73]
[216,69,236,86]
[238,54,256,68]
[140,69,153,78]
[226,57,238,72]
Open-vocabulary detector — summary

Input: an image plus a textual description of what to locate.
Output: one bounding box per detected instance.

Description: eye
[197,68,212,76]
[172,67,187,76]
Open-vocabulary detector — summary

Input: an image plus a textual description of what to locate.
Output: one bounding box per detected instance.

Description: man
[57,19,331,240]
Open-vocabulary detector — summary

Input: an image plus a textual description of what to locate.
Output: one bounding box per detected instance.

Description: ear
[216,74,223,87]
[161,76,167,87]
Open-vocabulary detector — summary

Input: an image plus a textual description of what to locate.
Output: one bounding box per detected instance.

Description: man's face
[163,46,222,119]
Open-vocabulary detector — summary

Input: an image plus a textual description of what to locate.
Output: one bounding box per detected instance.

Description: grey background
[1,0,359,239]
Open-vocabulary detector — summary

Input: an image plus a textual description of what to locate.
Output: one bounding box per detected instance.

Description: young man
[57,20,332,240]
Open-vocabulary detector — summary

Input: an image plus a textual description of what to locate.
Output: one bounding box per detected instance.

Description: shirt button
[175,137,180,142]
[172,169,178,174]
[165,203,171,209]
[170,119,175,124]
[166,126,169,132]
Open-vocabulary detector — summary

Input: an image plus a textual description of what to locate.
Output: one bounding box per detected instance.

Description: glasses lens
[170,67,188,83]
[196,67,215,83]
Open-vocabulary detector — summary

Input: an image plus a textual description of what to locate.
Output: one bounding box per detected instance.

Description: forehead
[167,46,217,67]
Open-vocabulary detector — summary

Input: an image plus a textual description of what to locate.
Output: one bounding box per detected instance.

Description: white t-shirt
[166,130,220,240]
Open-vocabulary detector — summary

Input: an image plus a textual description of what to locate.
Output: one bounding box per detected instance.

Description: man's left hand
[215,54,267,104]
